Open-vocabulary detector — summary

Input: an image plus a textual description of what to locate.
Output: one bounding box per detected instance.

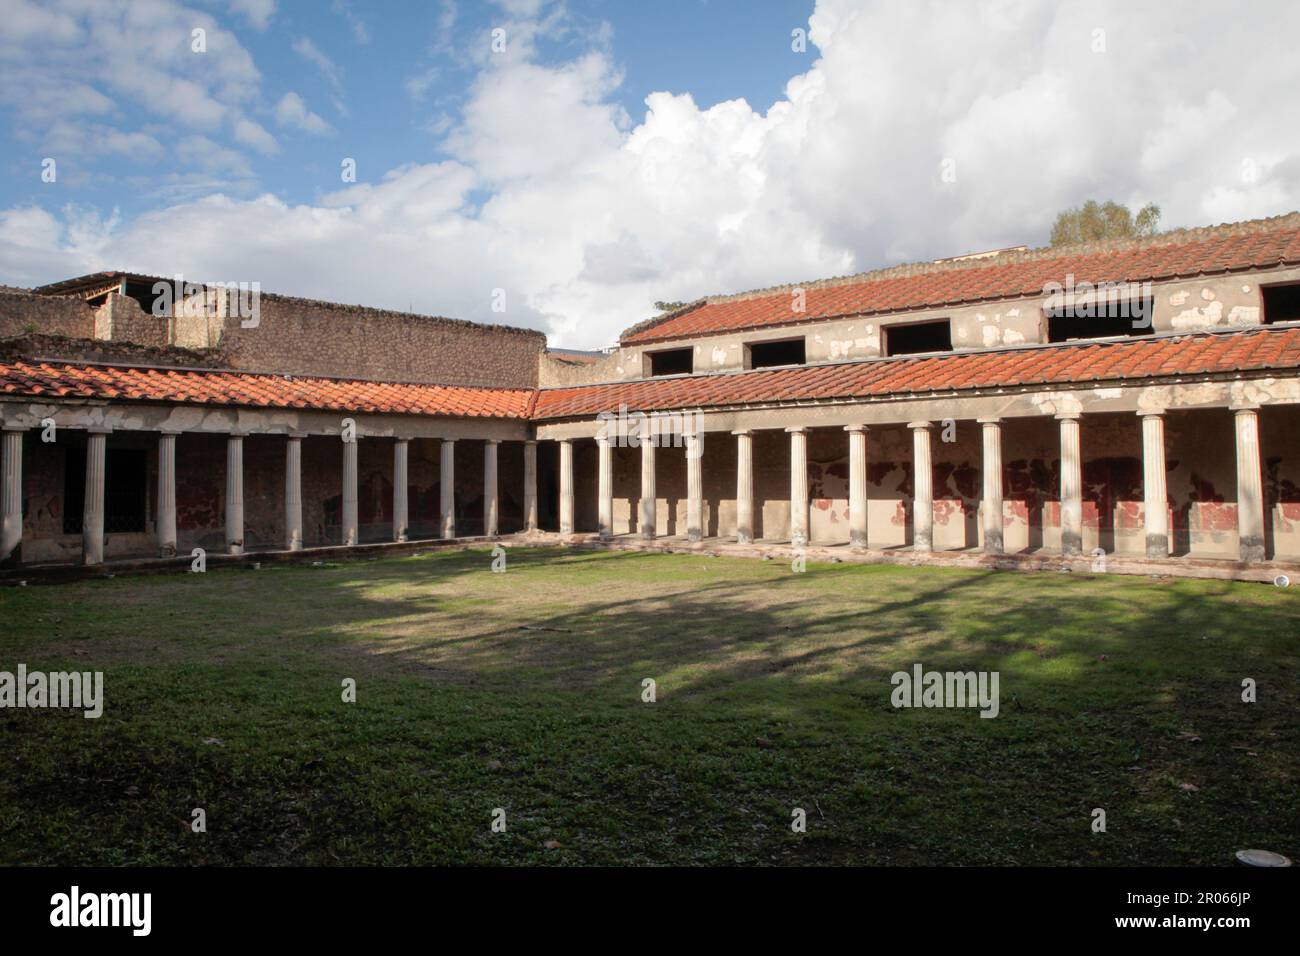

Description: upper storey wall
[580,265,1300,385]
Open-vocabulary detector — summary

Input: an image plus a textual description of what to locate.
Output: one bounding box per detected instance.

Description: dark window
[747,338,806,368]
[63,448,148,534]
[1262,284,1300,324]
[647,348,693,376]
[1047,297,1155,342]
[885,319,953,356]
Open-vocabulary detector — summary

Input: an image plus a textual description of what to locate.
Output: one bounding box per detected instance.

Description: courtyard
[0,548,1296,866]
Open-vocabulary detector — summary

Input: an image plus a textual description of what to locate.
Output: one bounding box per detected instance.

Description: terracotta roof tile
[623,222,1300,345]
[533,327,1300,420]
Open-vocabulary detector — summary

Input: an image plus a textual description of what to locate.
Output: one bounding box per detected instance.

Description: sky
[1,0,1298,348]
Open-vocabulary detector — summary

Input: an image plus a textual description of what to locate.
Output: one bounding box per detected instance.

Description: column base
[1239,537,1266,563]
[159,543,176,558]
[687,529,702,543]
[849,530,867,550]
[983,532,1003,555]
[228,543,244,556]
[1145,534,1169,559]
[736,532,752,545]
[1061,531,1083,556]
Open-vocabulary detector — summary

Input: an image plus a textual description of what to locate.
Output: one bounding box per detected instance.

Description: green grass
[1,547,1296,865]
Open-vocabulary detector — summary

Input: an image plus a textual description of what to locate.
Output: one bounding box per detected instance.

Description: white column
[342,434,359,547]
[597,436,613,538]
[484,440,499,537]
[1233,406,1266,563]
[440,439,456,539]
[523,440,538,533]
[1058,413,1083,555]
[225,433,244,555]
[2,425,24,563]
[640,434,656,539]
[846,425,868,549]
[909,421,933,552]
[686,426,704,542]
[734,430,753,544]
[157,430,178,557]
[788,427,808,547]
[979,418,1003,555]
[83,427,109,565]
[285,434,303,551]
[392,438,409,543]
[558,439,574,535]
[1140,412,1168,558]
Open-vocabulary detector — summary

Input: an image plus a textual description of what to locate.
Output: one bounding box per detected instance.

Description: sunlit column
[285,434,303,551]
[157,430,178,557]
[640,433,656,539]
[84,427,109,565]
[440,439,456,539]
[734,429,753,544]
[484,439,500,537]
[392,438,409,543]
[225,432,244,555]
[909,421,933,552]
[1058,413,1083,556]
[686,425,704,543]
[788,427,808,547]
[523,440,538,533]
[1,425,24,563]
[1140,412,1168,558]
[1233,406,1266,563]
[342,435,359,546]
[597,435,613,538]
[846,425,868,549]
[979,418,1003,555]
[558,439,574,536]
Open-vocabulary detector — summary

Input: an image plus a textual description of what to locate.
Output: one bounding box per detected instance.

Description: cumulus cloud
[3,0,1300,349]
[274,92,334,135]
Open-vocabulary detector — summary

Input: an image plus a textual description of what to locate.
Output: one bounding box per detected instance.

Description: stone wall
[0,288,95,341]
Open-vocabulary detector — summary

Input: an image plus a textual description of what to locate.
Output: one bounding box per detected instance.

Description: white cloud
[3,0,1300,350]
[229,0,276,31]
[292,36,342,93]
[274,92,334,135]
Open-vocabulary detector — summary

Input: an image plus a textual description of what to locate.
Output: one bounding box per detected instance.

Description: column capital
[440,436,456,444]
[785,426,807,434]
[1230,403,1261,414]
[524,438,538,446]
[392,434,411,443]
[907,420,932,430]
[976,417,1001,426]
[731,429,752,436]
[227,429,248,439]
[595,434,610,446]
[1137,410,1165,420]
[485,438,501,445]
[158,428,182,436]
[287,430,308,440]
[2,423,28,432]
[843,424,869,433]
[87,425,113,435]
[1054,412,1081,421]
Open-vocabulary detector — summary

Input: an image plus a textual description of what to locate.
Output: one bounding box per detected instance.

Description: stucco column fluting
[845,425,868,549]
[788,427,808,547]
[734,430,754,544]
[440,439,456,539]
[597,436,613,538]
[1140,412,1169,558]
[225,433,244,555]
[979,418,1003,555]
[640,431,656,539]
[523,440,538,533]
[1,425,24,563]
[909,421,933,553]
[686,425,703,543]
[392,438,409,543]
[1233,406,1266,562]
[484,439,500,537]
[83,427,109,565]
[342,435,359,547]
[558,439,574,536]
[157,430,178,557]
[1057,413,1083,555]
[285,434,303,551]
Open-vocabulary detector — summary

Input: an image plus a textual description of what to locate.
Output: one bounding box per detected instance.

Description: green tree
[653,300,687,313]
[1050,200,1162,247]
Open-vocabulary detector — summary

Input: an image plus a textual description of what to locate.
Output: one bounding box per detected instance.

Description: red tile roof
[2,328,1297,424]
[0,360,533,419]
[533,327,1300,420]
[622,218,1300,345]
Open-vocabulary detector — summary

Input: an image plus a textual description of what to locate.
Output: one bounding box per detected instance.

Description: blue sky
[1,1,1298,347]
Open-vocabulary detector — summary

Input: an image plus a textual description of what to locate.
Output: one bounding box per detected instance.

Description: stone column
[440,439,456,539]
[909,421,933,552]
[640,434,656,539]
[2,425,25,563]
[788,427,808,547]
[558,439,574,535]
[734,430,754,544]
[484,439,500,537]
[1058,413,1083,555]
[1140,412,1168,558]
[285,434,303,551]
[1233,406,1266,562]
[597,436,613,538]
[846,425,868,549]
[157,430,178,557]
[83,427,109,565]
[523,440,538,533]
[392,438,409,543]
[979,418,1003,555]
[686,426,704,543]
[225,433,244,555]
[342,434,359,547]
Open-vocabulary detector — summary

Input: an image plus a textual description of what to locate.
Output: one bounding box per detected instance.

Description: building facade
[3,213,1300,578]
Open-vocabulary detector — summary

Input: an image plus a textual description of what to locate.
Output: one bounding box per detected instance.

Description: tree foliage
[1050,200,1162,247]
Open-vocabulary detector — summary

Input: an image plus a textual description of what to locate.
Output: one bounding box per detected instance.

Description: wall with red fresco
[1263,404,1300,560]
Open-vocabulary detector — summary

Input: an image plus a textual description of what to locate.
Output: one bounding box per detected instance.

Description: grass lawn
[1,547,1296,866]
